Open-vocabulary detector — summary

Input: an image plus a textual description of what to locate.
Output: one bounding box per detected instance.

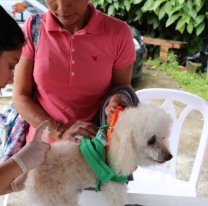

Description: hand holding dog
[105,94,130,124]
[61,121,98,143]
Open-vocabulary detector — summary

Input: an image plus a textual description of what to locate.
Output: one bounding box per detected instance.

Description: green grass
[145,56,208,102]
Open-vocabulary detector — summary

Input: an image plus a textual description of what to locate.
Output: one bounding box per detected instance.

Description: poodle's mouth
[154,160,166,163]
[149,157,165,164]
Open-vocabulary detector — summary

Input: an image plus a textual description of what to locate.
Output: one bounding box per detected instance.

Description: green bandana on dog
[79,125,127,192]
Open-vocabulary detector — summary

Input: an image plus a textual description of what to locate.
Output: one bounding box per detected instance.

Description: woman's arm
[0,159,22,195]
[13,56,67,140]
[111,64,133,86]
[105,64,134,124]
[0,121,51,195]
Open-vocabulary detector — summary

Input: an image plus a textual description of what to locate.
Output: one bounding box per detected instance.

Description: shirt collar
[45,2,104,34]
[45,11,59,32]
[85,2,104,34]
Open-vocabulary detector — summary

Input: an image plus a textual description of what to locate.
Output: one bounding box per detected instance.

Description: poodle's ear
[108,126,137,176]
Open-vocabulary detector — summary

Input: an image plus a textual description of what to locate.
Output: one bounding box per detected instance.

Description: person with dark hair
[0,5,25,94]
[0,5,50,194]
[0,6,25,53]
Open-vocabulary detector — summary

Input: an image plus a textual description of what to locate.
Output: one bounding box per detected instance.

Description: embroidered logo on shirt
[92,56,98,61]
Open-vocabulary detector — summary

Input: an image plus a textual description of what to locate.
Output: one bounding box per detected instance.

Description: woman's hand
[11,172,28,192]
[48,119,68,140]
[105,94,130,125]
[11,121,51,173]
[61,121,98,143]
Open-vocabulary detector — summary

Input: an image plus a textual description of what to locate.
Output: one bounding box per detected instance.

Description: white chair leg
[3,194,9,206]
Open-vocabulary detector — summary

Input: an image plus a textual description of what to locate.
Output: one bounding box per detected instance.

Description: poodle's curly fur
[25,104,173,206]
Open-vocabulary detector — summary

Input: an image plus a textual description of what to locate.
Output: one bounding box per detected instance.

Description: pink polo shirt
[22,2,135,144]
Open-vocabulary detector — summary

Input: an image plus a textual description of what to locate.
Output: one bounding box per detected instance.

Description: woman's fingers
[41,142,51,152]
[61,121,99,142]
[72,121,98,138]
[106,107,115,125]
[105,95,131,124]
[33,120,49,142]
[105,95,123,124]
[11,172,28,192]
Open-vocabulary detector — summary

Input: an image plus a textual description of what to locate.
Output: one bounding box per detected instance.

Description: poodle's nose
[165,153,173,161]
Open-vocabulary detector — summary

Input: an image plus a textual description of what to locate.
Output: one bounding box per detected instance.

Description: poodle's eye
[148,136,156,146]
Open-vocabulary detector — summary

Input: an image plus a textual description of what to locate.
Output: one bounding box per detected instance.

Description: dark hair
[0,5,25,55]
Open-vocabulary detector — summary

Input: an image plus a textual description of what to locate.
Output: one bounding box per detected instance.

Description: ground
[0,65,207,205]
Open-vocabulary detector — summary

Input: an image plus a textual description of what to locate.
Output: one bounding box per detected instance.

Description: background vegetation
[90,0,208,56]
[146,54,208,101]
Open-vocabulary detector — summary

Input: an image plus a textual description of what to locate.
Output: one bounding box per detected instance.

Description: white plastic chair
[128,88,208,197]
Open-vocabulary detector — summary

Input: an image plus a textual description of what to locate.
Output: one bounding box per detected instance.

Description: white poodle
[25,103,173,206]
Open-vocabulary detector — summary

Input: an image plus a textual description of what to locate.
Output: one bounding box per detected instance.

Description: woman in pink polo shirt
[13,0,136,143]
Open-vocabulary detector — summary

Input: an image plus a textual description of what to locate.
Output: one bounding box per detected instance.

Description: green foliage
[145,55,208,101]
[145,57,161,68]
[186,35,205,55]
[91,0,208,52]
[91,0,208,35]
[167,52,178,63]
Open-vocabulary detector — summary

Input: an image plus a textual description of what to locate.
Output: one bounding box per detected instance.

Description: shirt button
[72,60,75,64]
[71,36,75,40]
[71,72,75,76]
[72,48,75,52]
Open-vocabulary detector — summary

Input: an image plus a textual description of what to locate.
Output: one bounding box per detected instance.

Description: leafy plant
[145,55,208,101]
[91,0,208,36]
[186,35,205,55]
[91,0,208,58]
[167,52,178,63]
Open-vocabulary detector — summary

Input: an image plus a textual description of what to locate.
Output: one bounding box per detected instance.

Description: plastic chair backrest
[136,88,208,188]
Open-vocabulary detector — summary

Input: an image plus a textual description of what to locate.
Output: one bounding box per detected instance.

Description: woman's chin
[57,16,79,27]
